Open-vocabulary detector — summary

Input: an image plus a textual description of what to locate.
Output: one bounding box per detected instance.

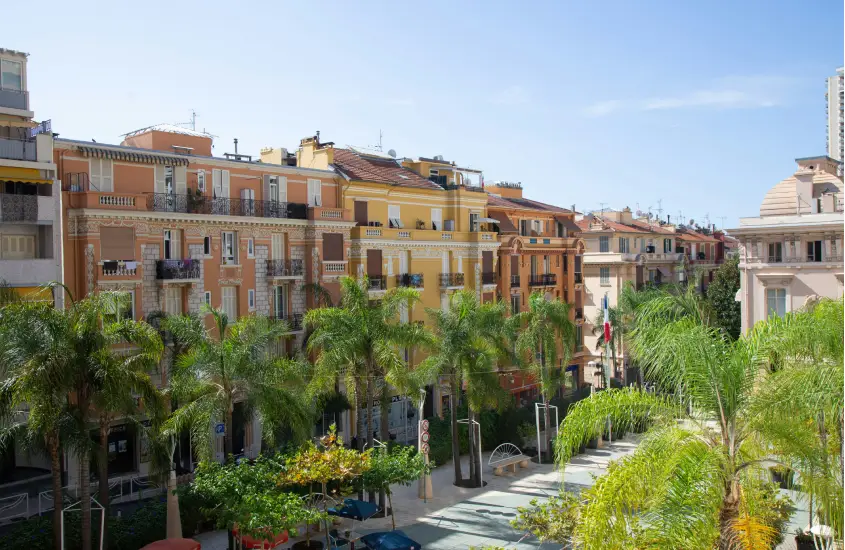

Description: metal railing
[481,272,496,285]
[272,313,303,331]
[510,275,521,287]
[266,259,304,277]
[767,255,783,263]
[367,276,387,291]
[528,274,557,286]
[396,273,424,288]
[146,193,307,219]
[63,172,90,192]
[439,273,465,287]
[574,272,583,284]
[156,259,200,280]
[575,308,584,321]
[0,87,28,111]
[0,136,37,161]
[0,493,28,523]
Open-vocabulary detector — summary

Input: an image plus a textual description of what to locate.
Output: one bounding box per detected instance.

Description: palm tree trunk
[717,479,741,550]
[80,447,92,550]
[98,418,110,546]
[365,373,375,503]
[48,434,63,550]
[449,376,463,485]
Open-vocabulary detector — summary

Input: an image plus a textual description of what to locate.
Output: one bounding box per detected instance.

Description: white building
[730,156,844,334]
[826,67,843,165]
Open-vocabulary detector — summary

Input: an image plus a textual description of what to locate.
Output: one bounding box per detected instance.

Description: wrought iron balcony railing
[481,272,496,285]
[510,275,520,287]
[439,273,465,287]
[272,313,303,331]
[396,273,424,288]
[146,193,307,219]
[367,276,387,291]
[528,274,557,286]
[574,272,583,284]
[266,259,304,277]
[155,259,200,280]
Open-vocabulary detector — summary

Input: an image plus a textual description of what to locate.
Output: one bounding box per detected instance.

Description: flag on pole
[603,295,611,342]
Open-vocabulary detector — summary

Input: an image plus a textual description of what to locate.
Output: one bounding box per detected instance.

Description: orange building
[484,181,589,397]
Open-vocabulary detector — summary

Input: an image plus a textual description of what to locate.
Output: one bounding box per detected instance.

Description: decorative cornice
[66,208,356,230]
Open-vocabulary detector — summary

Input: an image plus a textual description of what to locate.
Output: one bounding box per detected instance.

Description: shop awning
[478,217,500,224]
[0,286,54,306]
[0,167,52,184]
[555,215,581,235]
[78,145,190,166]
[657,267,672,278]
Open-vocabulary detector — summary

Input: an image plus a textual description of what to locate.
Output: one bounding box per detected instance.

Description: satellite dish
[387,149,397,158]
[636,210,643,217]
[689,219,695,226]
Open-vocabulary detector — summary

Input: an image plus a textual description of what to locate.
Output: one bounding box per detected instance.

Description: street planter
[578,442,587,454]
[587,436,600,449]
[794,532,815,550]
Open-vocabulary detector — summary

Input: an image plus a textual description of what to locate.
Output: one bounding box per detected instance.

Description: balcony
[367,276,387,292]
[100,262,139,279]
[0,194,37,222]
[439,273,465,288]
[308,207,351,221]
[396,273,424,288]
[0,137,36,161]
[0,258,58,286]
[481,272,496,285]
[510,275,521,287]
[266,259,304,278]
[767,255,783,263]
[272,313,303,332]
[155,259,200,282]
[528,274,557,286]
[145,193,307,219]
[574,272,583,285]
[322,261,347,276]
[0,87,28,111]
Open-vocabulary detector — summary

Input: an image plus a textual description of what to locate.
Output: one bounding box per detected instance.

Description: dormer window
[1,59,22,91]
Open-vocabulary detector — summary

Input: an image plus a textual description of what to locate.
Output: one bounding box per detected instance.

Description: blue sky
[5,0,842,227]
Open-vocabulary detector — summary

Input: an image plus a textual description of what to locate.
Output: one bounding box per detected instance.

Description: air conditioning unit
[444,220,455,231]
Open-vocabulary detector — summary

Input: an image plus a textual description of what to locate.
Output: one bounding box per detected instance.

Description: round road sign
[421,432,430,443]
[421,442,430,454]
[421,419,430,431]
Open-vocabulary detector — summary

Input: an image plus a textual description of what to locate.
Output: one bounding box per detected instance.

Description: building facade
[55,125,354,480]
[484,181,588,399]
[826,67,844,165]
[729,156,844,334]
[0,49,61,306]
[576,208,685,382]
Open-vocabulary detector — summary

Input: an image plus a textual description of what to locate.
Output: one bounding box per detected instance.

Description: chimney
[667,214,671,224]
[316,130,320,143]
[233,138,239,154]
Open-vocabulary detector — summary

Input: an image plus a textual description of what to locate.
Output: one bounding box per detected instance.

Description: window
[105,291,135,322]
[90,159,113,192]
[619,237,630,253]
[388,205,403,228]
[470,212,480,232]
[164,287,182,315]
[807,240,823,262]
[204,291,211,306]
[269,175,287,203]
[221,232,237,265]
[1,59,22,91]
[600,267,610,286]
[431,208,442,231]
[247,238,254,258]
[520,220,530,236]
[248,289,255,311]
[271,233,285,260]
[766,288,787,319]
[663,238,672,253]
[530,255,538,276]
[273,286,287,319]
[0,235,35,259]
[532,220,542,235]
[307,178,322,206]
[163,229,181,260]
[575,325,583,350]
[510,293,520,314]
[197,170,206,192]
[429,168,439,176]
[543,255,550,273]
[599,236,609,253]
[221,287,238,321]
[203,236,211,256]
[768,242,782,262]
[164,166,174,195]
[100,227,135,261]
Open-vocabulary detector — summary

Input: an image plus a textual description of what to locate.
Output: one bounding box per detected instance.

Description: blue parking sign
[215,423,225,435]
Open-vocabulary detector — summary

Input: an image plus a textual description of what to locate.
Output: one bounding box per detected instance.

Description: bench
[489,443,530,476]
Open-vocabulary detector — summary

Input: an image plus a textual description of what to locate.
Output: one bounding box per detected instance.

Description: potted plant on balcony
[416,219,426,230]
[187,187,205,213]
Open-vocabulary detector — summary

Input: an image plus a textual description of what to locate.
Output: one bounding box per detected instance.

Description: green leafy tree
[306,276,429,502]
[359,445,427,529]
[706,256,742,340]
[554,286,836,549]
[511,293,575,459]
[417,290,507,487]
[163,306,313,461]
[0,299,77,550]
[511,492,581,547]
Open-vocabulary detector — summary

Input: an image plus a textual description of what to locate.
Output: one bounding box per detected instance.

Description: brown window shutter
[354,201,368,226]
[100,227,135,260]
[510,255,519,275]
[482,251,493,273]
[367,249,382,277]
[322,233,343,262]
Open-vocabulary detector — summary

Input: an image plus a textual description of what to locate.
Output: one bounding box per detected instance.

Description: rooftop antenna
[190,110,197,131]
[677,210,684,225]
[655,199,664,219]
[598,202,608,215]
[717,216,727,229]
[378,130,383,152]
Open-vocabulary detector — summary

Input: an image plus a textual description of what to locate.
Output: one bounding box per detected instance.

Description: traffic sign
[421,442,430,454]
[420,432,430,443]
[421,419,429,431]
[215,423,225,435]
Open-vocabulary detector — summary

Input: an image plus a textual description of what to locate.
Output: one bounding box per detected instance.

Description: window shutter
[155,165,166,194]
[272,234,284,260]
[100,227,135,260]
[263,175,271,203]
[174,166,187,195]
[222,170,230,198]
[100,160,113,192]
[171,229,182,260]
[322,233,343,262]
[212,169,222,197]
[279,177,287,202]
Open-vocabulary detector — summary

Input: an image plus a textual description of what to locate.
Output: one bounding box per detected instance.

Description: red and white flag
[603,295,611,342]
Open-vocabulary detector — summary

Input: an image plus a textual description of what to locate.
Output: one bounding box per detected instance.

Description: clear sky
[4,0,842,227]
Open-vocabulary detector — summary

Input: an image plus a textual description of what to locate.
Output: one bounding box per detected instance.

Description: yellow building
[296,136,500,417]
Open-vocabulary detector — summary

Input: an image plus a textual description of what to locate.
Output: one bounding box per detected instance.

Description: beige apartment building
[729,156,844,333]
[576,207,684,383]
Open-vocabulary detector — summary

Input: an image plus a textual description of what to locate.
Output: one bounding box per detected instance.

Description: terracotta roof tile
[486,194,571,213]
[332,149,442,190]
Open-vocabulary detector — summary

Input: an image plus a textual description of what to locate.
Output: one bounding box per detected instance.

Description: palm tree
[0,300,76,550]
[511,292,575,460]
[306,276,430,502]
[554,287,842,549]
[163,306,312,462]
[416,290,507,487]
